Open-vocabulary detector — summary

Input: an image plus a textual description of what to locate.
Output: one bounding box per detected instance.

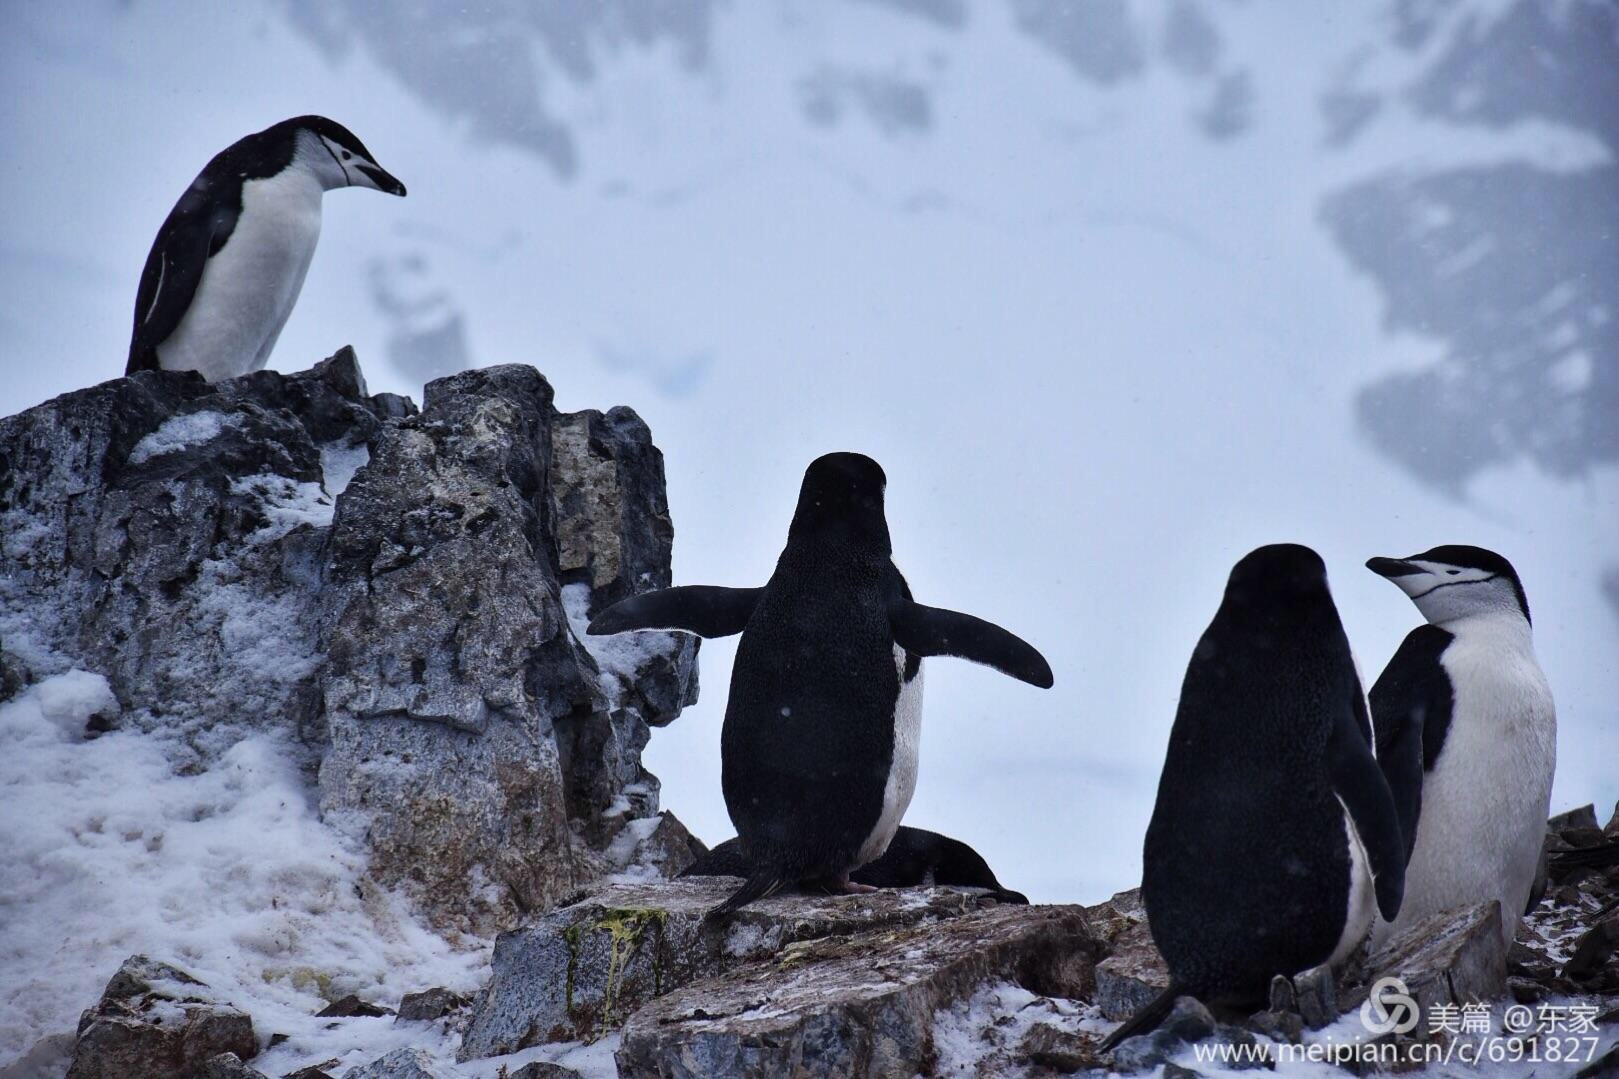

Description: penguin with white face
[1103,544,1405,1052]
[588,452,1053,919]
[1366,545,1556,949]
[127,116,406,382]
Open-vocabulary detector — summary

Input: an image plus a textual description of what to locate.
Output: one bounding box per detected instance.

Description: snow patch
[231,474,335,539]
[561,582,681,711]
[0,672,485,1067]
[128,411,235,464]
[321,440,371,497]
[932,981,1109,1077]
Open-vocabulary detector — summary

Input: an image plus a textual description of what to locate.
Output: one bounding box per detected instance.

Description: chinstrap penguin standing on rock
[1366,545,1555,949]
[1102,544,1404,1052]
[588,452,1053,919]
[126,116,406,381]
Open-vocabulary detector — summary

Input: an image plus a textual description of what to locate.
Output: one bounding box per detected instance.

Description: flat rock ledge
[616,901,1097,1078]
[458,878,1038,1058]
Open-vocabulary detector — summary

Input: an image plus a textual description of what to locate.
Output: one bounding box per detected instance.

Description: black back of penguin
[722,453,908,880]
[1143,544,1403,1004]
[587,451,1052,917]
[684,826,1029,903]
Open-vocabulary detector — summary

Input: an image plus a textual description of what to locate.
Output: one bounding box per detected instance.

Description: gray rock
[1351,902,1507,1017]
[65,956,257,1079]
[313,995,389,1018]
[0,348,399,759]
[1291,964,1336,1029]
[1016,1022,1099,1073]
[1563,918,1619,983]
[1550,805,1601,834]
[509,1064,584,1079]
[459,877,994,1058]
[1110,1000,1264,1075]
[317,364,698,934]
[1157,996,1216,1044]
[613,903,1097,1078]
[394,988,468,1023]
[341,1049,443,1079]
[198,1054,269,1079]
[1085,888,1169,1022]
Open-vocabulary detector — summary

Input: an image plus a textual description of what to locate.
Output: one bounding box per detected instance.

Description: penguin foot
[810,874,879,896]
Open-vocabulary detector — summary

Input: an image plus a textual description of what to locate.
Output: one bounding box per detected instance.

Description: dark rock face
[64,957,257,1079]
[0,353,699,937]
[316,364,697,933]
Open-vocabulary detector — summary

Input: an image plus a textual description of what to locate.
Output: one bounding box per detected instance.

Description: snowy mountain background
[1,3,1615,1060]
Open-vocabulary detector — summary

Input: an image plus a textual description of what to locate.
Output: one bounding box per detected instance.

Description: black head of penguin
[1143,543,1366,1006]
[683,828,1030,904]
[858,828,1030,904]
[787,452,891,554]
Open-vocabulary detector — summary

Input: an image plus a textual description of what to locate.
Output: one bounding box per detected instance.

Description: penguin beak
[1366,556,1423,579]
[356,163,407,197]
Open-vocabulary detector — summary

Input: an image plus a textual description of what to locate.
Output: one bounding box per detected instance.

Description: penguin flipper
[128,180,237,375]
[1330,698,1407,922]
[587,586,762,638]
[1369,625,1454,863]
[703,870,785,921]
[888,601,1054,688]
[1099,983,1186,1053]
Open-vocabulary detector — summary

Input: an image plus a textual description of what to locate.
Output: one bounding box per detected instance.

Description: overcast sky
[2,0,1614,903]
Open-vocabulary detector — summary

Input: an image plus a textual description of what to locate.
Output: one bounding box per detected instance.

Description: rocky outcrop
[64,957,257,1079]
[616,902,1097,1078]
[0,350,404,752]
[0,352,698,938]
[1085,887,1168,1022]
[459,879,1018,1058]
[315,364,697,933]
[1341,902,1507,1018]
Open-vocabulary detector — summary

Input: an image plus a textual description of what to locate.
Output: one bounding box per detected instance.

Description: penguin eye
[341,150,353,161]
[1446,569,1460,576]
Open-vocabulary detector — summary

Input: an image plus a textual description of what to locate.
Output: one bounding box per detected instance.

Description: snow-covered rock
[64,956,258,1079]
[0,352,700,1066]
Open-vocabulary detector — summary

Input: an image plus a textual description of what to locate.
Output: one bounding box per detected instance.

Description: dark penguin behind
[682,826,1030,904]
[1102,544,1404,1051]
[590,451,1052,918]
[717,452,906,907]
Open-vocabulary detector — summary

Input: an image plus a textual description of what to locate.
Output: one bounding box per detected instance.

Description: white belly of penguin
[856,648,924,867]
[1331,801,1377,966]
[1380,619,1555,949]
[159,171,323,382]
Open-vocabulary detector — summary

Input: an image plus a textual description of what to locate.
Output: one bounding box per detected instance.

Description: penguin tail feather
[703,871,785,922]
[1098,983,1186,1054]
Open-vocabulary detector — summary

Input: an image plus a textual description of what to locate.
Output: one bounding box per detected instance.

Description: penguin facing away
[127,116,406,382]
[1102,544,1404,1052]
[1366,545,1555,949]
[682,825,1030,905]
[588,452,1053,918]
